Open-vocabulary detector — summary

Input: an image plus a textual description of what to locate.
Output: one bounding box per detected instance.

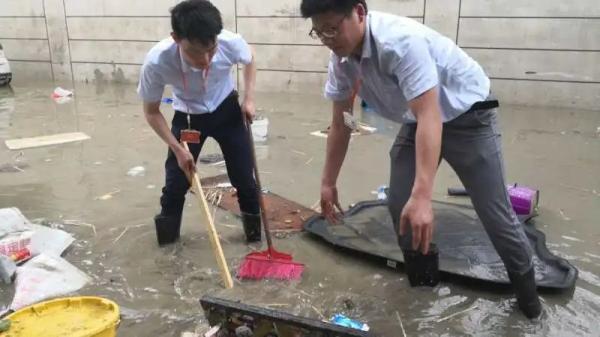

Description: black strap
[468,99,499,112]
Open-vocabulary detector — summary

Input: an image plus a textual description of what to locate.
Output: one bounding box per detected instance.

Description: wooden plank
[5,132,90,150]
[467,49,600,83]
[201,174,317,232]
[458,18,600,50]
[461,0,600,17]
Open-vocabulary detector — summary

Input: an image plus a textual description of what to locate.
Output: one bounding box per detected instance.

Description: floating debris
[127,166,146,177]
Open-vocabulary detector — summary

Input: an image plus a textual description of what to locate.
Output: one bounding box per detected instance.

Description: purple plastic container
[507,184,539,215]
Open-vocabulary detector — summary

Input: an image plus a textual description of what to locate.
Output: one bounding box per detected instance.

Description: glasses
[309,16,346,40]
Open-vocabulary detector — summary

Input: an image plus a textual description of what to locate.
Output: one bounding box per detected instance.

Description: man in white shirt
[138,0,261,246]
[300,0,541,318]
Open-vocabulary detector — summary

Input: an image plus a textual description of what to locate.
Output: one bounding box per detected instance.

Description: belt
[467,99,499,112]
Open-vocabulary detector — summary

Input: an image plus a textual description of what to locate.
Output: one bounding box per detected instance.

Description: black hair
[300,0,367,18]
[171,0,223,45]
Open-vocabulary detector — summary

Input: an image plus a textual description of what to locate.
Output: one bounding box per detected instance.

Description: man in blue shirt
[300,0,541,318]
[138,0,261,246]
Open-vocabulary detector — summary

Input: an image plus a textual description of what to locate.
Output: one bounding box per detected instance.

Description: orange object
[10,248,31,263]
[180,129,201,144]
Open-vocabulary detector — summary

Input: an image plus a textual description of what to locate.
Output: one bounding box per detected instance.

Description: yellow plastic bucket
[0,296,120,337]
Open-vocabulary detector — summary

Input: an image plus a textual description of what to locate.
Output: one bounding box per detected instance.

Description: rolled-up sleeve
[137,63,165,102]
[388,37,439,102]
[232,35,253,65]
[324,57,353,101]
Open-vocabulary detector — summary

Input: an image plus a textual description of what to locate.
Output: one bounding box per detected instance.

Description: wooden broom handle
[182,142,234,289]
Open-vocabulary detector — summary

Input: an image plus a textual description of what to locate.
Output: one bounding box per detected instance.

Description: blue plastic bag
[330,314,370,331]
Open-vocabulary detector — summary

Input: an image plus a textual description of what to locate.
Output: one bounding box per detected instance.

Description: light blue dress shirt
[137,30,252,114]
[325,11,491,123]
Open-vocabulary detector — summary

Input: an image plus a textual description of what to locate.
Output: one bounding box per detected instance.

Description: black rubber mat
[304,200,577,290]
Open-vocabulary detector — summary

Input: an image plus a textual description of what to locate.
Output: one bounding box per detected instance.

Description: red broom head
[237,255,304,280]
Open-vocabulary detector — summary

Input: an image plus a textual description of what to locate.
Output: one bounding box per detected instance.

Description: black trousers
[160,91,259,217]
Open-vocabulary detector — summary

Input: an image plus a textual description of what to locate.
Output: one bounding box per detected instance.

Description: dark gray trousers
[387,107,534,275]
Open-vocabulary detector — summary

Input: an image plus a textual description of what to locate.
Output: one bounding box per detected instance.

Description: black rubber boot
[154,214,181,246]
[242,212,261,243]
[507,267,542,319]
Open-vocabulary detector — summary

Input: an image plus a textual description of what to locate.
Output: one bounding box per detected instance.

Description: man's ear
[356,3,366,22]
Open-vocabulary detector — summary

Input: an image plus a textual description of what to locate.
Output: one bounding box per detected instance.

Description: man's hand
[241,98,256,123]
[174,145,196,177]
[397,86,442,255]
[399,195,434,254]
[320,184,344,224]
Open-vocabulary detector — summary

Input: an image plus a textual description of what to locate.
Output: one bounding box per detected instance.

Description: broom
[237,115,304,281]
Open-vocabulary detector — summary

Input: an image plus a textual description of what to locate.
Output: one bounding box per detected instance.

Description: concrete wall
[1,0,598,110]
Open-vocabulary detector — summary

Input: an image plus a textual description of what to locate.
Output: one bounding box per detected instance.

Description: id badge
[180,129,201,144]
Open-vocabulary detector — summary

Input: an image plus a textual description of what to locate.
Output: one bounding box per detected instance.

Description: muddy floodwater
[1,83,599,336]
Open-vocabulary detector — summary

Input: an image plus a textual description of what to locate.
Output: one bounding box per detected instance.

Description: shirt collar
[178,45,203,73]
[341,13,372,63]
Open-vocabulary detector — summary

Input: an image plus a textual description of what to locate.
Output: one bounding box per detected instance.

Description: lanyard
[177,46,210,127]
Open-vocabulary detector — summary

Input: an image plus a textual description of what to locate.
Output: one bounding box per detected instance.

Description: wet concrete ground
[0,83,599,336]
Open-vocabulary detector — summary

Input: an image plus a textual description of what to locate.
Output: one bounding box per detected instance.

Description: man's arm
[320,98,353,224]
[322,99,353,186]
[143,101,195,174]
[241,46,257,122]
[399,87,442,253]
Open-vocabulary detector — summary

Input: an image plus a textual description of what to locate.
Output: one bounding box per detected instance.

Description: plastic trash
[251,117,269,142]
[507,184,539,215]
[51,87,73,98]
[8,248,31,263]
[376,185,387,200]
[0,231,33,257]
[51,87,73,104]
[29,224,74,257]
[0,207,33,238]
[330,314,370,331]
[447,184,540,216]
[1,208,74,258]
[127,166,146,177]
[0,254,16,284]
[10,253,91,310]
